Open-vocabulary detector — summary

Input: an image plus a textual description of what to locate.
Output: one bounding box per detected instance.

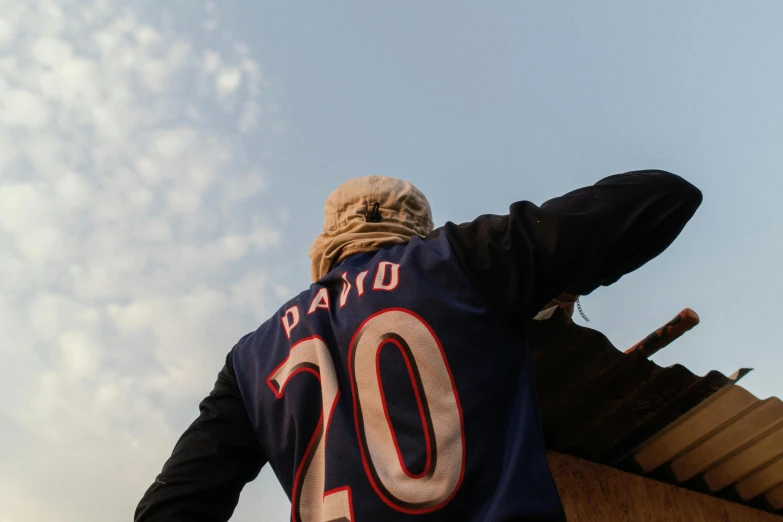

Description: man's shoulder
[231,286,318,366]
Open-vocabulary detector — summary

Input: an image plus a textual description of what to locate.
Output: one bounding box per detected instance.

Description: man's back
[234,232,563,521]
[135,170,702,521]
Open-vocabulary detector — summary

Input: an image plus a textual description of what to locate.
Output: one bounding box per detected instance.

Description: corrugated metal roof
[528,308,783,516]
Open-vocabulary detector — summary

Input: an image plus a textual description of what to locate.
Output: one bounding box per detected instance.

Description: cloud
[203,49,223,72]
[216,67,243,95]
[0,0,286,520]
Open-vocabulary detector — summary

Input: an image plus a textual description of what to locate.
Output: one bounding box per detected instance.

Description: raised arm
[444,169,703,323]
[135,349,265,522]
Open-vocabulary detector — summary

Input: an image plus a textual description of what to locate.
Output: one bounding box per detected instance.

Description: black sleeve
[135,348,266,522]
[443,169,703,323]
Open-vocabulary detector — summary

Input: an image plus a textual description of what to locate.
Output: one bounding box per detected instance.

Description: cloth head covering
[308,175,434,282]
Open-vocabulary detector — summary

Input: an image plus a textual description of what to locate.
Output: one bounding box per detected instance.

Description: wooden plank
[548,452,782,521]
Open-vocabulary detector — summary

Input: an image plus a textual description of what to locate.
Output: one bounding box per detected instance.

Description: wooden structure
[549,452,781,521]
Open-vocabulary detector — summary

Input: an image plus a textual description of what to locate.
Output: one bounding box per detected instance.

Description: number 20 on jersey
[267,308,466,522]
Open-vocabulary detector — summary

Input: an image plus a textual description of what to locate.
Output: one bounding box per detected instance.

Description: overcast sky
[1,1,781,520]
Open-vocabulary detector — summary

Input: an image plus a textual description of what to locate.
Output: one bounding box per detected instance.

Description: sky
[0,0,781,520]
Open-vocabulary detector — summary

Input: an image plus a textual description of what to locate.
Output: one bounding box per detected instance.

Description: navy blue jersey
[233,232,564,521]
[136,170,703,522]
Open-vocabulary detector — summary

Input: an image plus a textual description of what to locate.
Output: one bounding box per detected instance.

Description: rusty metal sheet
[670,399,783,483]
[736,456,783,501]
[704,421,783,492]
[767,482,783,511]
[633,385,758,473]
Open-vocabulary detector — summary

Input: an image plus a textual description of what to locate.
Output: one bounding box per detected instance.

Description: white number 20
[267,308,465,522]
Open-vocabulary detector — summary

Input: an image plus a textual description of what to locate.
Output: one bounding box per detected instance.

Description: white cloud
[200,46,263,131]
[55,171,94,208]
[216,66,243,95]
[0,0,285,520]
[31,36,74,67]
[60,329,102,380]
[1,89,51,128]
[0,16,13,47]
[0,183,54,230]
[203,49,222,72]
[203,18,219,32]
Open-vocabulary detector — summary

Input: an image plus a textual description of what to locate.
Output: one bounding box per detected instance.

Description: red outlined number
[349,309,465,513]
[268,310,465,521]
[267,336,354,522]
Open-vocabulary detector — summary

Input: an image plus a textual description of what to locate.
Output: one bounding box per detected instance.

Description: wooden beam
[547,452,781,521]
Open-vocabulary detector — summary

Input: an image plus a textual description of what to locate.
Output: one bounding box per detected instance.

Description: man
[136,170,702,521]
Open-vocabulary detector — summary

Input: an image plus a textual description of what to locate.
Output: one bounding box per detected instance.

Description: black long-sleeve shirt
[135,170,702,521]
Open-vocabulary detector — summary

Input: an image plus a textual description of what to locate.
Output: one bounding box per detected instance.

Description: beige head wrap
[308,175,434,282]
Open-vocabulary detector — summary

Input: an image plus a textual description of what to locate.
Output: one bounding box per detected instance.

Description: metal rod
[624,308,700,358]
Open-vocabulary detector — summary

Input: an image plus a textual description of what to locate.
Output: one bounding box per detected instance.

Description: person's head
[308,175,433,282]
